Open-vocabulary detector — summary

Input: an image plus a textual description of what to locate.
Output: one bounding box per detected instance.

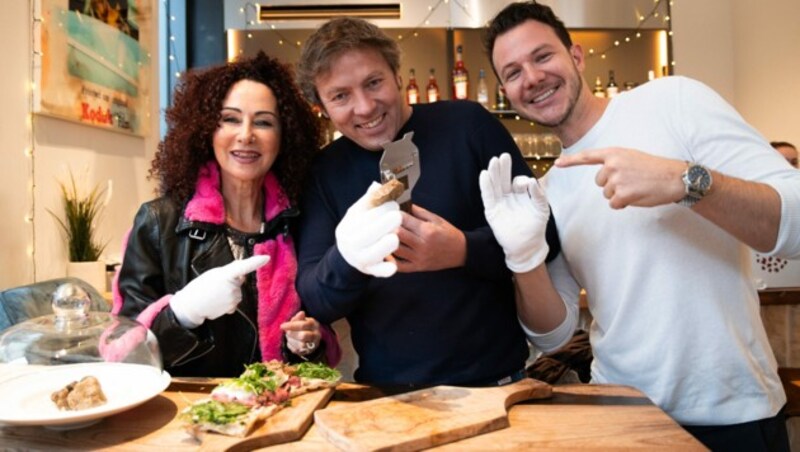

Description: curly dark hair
[151,51,323,206]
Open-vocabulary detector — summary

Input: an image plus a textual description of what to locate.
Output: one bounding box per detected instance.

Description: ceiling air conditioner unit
[224,0,671,31]
[258,3,401,21]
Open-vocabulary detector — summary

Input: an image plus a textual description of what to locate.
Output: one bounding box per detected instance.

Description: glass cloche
[0,282,162,369]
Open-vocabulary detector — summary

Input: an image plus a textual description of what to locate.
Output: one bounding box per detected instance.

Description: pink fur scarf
[111,161,340,366]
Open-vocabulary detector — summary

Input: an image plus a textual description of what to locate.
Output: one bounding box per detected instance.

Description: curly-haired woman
[114,52,340,377]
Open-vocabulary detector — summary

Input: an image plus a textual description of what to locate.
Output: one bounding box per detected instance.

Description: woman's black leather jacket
[118,196,299,377]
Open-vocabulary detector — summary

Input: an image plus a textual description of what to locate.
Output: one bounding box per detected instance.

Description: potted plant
[48,170,109,292]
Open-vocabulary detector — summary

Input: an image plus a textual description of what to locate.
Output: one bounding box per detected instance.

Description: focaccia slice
[181,361,340,438]
[209,362,290,405]
[283,362,342,398]
[369,178,405,207]
[182,398,281,438]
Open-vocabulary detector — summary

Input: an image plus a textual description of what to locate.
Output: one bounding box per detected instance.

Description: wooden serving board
[164,380,334,451]
[314,378,552,451]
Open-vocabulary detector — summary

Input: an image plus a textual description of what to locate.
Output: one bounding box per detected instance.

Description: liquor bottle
[451,45,469,100]
[476,69,489,109]
[605,70,619,98]
[495,83,508,110]
[592,76,606,98]
[406,68,420,105]
[426,68,440,103]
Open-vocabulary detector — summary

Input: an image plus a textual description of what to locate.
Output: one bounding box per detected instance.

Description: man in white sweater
[480,2,800,450]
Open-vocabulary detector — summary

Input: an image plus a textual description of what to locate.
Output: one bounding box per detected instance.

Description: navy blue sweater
[296,101,560,386]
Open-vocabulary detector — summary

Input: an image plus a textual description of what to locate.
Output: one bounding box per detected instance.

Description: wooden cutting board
[314,377,552,451]
[167,380,334,451]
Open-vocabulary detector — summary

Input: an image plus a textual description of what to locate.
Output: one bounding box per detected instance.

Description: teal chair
[0,277,109,333]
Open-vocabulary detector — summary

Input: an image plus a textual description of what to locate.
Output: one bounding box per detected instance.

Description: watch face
[687,165,711,193]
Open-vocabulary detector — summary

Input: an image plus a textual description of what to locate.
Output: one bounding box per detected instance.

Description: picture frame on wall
[34,0,152,136]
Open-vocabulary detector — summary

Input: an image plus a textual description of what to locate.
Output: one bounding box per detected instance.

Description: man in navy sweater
[295,17,564,387]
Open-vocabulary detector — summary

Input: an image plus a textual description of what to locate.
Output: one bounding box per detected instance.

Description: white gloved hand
[336,182,402,277]
[170,255,270,328]
[479,153,550,273]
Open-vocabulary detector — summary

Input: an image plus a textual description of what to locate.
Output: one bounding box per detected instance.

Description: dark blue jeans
[682,406,790,452]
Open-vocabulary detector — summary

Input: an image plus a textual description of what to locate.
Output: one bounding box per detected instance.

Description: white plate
[0,362,170,429]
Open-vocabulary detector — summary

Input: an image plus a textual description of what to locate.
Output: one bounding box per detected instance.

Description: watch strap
[677,162,711,207]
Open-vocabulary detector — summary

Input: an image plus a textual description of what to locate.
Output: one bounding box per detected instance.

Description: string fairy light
[394,0,449,41]
[585,0,674,65]
[27,0,40,279]
[163,0,184,102]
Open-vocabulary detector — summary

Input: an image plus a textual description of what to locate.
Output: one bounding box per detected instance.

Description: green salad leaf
[295,362,341,381]
[228,363,278,394]
[240,362,274,379]
[185,400,250,425]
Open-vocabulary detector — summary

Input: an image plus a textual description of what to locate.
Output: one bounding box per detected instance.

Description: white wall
[730,0,800,145]
[673,0,799,147]
[0,1,35,289]
[0,2,160,290]
[671,0,736,102]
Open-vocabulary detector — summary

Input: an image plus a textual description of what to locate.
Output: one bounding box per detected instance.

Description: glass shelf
[490,110,520,119]
[523,155,558,160]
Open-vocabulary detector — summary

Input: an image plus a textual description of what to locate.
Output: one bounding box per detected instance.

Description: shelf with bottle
[426,68,440,103]
[451,45,469,100]
[476,69,489,109]
[485,81,516,117]
[592,69,643,99]
[406,68,420,105]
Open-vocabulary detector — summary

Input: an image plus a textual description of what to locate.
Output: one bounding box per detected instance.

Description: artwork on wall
[34,0,152,136]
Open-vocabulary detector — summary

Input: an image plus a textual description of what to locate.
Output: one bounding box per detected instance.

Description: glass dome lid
[0,283,162,370]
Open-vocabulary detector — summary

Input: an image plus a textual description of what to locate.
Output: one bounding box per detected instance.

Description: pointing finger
[222,255,270,279]
[555,149,609,168]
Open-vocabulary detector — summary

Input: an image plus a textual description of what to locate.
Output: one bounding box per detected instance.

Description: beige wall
[673,0,799,147]
[0,1,34,289]
[730,0,800,145]
[0,2,160,290]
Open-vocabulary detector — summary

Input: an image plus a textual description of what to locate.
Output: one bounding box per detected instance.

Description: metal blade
[379,132,420,211]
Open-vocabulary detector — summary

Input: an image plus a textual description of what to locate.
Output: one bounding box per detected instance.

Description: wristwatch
[677,162,712,207]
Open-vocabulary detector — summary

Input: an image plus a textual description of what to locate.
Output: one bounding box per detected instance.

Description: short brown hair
[297,17,401,105]
[771,141,796,150]
[484,1,572,70]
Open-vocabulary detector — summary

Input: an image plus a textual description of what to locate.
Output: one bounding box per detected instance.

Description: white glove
[170,255,270,328]
[336,182,402,277]
[479,153,550,273]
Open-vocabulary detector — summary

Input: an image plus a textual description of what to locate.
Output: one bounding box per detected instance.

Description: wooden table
[0,379,705,450]
[759,287,800,306]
